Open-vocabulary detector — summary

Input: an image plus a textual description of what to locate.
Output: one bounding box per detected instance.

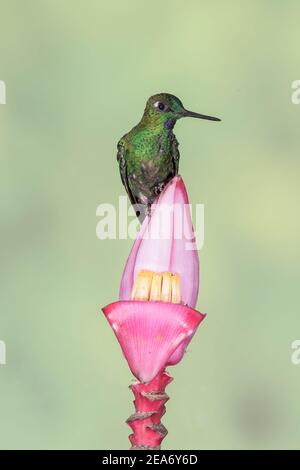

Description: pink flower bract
[102,300,205,383]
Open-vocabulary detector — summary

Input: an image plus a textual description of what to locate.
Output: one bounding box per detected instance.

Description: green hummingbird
[117,93,221,221]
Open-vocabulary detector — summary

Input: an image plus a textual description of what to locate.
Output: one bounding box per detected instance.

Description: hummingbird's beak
[182,110,221,122]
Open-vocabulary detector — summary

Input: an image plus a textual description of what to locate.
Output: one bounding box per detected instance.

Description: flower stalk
[127,370,172,450]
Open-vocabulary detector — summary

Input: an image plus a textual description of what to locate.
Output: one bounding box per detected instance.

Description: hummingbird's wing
[117,141,140,210]
[170,132,180,175]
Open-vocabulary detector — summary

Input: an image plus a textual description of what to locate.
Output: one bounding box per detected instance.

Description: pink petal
[119,176,199,308]
[171,177,199,308]
[119,213,149,302]
[102,300,206,383]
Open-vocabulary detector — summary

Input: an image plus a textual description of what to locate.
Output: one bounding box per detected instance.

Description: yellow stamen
[161,272,172,302]
[131,271,153,301]
[131,270,181,304]
[149,273,162,301]
[171,273,181,304]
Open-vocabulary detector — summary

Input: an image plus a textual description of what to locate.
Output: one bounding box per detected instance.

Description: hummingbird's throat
[131,271,181,304]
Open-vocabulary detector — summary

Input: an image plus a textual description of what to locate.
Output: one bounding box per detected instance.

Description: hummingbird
[117,93,221,222]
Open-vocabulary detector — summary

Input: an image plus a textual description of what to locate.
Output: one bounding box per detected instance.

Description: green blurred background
[1,0,300,450]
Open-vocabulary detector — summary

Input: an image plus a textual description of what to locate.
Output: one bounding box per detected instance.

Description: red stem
[127,369,173,450]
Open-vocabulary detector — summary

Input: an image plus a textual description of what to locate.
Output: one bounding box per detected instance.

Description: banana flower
[102,176,205,449]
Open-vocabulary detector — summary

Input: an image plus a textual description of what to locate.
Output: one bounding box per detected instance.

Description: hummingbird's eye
[154,101,168,112]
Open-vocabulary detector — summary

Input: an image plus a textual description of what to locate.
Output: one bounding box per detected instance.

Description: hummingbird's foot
[146,203,152,218]
[153,182,165,197]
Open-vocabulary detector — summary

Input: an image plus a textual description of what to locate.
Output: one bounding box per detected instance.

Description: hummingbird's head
[142,93,221,129]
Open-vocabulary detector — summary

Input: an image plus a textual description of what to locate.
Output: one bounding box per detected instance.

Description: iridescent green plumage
[117,93,220,221]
